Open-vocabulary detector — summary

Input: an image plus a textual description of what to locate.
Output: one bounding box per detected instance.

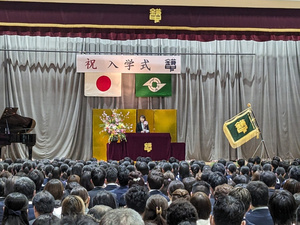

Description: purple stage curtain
[1,2,300,41]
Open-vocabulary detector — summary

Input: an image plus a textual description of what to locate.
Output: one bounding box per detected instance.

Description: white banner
[77,55,181,74]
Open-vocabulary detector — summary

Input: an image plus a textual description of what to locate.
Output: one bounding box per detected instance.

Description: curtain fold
[0,36,299,161]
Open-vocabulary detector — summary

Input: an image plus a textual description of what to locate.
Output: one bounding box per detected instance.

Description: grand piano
[0,107,36,160]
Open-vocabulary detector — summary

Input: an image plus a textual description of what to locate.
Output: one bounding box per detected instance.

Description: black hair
[13,177,36,200]
[148,171,164,189]
[179,162,190,180]
[28,169,44,192]
[125,185,149,214]
[211,163,225,175]
[213,195,245,225]
[237,159,245,167]
[208,172,227,190]
[246,181,269,207]
[182,177,196,194]
[80,171,94,191]
[269,190,296,225]
[191,181,211,196]
[92,190,117,209]
[91,167,106,187]
[136,162,149,176]
[240,166,250,176]
[105,166,118,183]
[260,171,277,187]
[163,162,172,173]
[32,190,55,214]
[289,166,300,182]
[117,166,130,186]
[166,199,198,225]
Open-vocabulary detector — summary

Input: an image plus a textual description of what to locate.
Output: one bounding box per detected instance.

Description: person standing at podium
[136,115,149,133]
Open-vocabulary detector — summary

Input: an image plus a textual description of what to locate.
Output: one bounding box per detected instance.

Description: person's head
[143,194,168,225]
[182,177,196,194]
[136,161,149,176]
[140,115,146,123]
[283,178,300,195]
[148,171,164,190]
[262,163,272,172]
[171,189,190,201]
[13,176,36,200]
[246,181,269,207]
[128,171,145,187]
[167,199,198,225]
[125,185,149,214]
[260,171,277,187]
[229,187,252,213]
[99,208,144,225]
[61,195,85,217]
[44,178,64,200]
[31,214,60,225]
[91,167,106,187]
[70,186,90,208]
[240,166,250,176]
[28,169,44,192]
[190,192,211,220]
[211,195,245,225]
[80,171,94,191]
[269,190,296,225]
[163,162,172,173]
[213,183,233,200]
[233,175,249,185]
[237,159,245,167]
[167,180,184,198]
[289,166,300,181]
[179,162,190,179]
[87,205,112,221]
[208,172,227,190]
[117,167,129,187]
[32,191,55,217]
[211,163,225,175]
[92,190,117,209]
[105,166,118,183]
[3,192,29,225]
[191,181,210,195]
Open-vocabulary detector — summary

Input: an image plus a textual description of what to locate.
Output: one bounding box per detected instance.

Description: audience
[0,155,299,225]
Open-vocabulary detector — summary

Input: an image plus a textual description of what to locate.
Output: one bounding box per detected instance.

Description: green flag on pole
[135,74,172,97]
[223,107,260,148]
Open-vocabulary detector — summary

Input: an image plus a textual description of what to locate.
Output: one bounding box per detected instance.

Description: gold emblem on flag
[235,119,248,134]
[149,8,162,23]
[144,142,152,152]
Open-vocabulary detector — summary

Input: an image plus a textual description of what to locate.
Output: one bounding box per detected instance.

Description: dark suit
[104,184,118,191]
[245,208,273,225]
[88,186,104,208]
[111,186,128,207]
[149,190,170,202]
[136,122,149,133]
[28,203,35,221]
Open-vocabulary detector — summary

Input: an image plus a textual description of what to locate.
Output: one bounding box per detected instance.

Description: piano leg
[27,145,33,160]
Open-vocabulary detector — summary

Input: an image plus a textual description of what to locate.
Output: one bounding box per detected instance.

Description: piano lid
[0,107,36,134]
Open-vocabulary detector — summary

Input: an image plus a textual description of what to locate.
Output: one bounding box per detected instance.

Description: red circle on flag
[96,76,111,92]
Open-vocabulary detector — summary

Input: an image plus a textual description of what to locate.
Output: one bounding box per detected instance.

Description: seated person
[3,192,29,225]
[31,191,60,225]
[136,115,149,133]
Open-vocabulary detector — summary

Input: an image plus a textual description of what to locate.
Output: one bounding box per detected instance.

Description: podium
[107,133,185,161]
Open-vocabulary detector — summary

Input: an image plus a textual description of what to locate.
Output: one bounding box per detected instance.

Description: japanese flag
[84,72,121,97]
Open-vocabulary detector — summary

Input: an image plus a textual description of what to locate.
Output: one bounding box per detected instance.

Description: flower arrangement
[100,110,133,143]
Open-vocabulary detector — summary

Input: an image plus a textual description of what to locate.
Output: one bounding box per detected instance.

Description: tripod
[250,106,271,159]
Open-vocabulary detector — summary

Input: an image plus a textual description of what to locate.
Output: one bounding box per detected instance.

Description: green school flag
[223,107,260,148]
[135,74,172,97]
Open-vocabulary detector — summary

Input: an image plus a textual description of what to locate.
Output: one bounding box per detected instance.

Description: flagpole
[248,103,271,159]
